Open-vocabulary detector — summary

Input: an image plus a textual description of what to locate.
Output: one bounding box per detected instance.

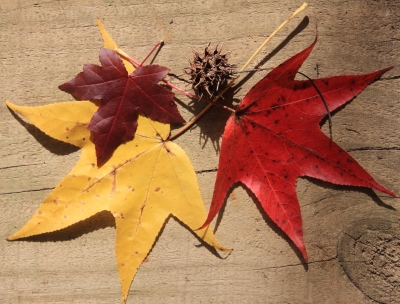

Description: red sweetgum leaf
[59,47,185,165]
[203,37,396,262]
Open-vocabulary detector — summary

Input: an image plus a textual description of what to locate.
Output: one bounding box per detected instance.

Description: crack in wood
[1,187,53,195]
[379,75,400,81]
[253,256,337,270]
[346,146,400,152]
[195,168,217,174]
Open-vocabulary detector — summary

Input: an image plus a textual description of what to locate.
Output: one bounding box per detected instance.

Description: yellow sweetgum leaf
[6,100,228,303]
[6,20,228,304]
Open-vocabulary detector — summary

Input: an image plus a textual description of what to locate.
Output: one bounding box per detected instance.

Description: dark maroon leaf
[59,48,185,165]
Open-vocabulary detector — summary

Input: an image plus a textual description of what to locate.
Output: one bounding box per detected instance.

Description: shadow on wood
[7,105,80,156]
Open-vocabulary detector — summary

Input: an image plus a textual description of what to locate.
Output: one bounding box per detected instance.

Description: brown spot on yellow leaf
[112,212,125,219]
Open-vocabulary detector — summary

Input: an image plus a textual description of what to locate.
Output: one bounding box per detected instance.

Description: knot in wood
[339,218,400,303]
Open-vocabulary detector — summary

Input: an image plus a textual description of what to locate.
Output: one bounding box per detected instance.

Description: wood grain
[1,0,399,303]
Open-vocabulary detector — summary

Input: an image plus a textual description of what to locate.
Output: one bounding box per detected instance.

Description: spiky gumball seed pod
[185,43,236,98]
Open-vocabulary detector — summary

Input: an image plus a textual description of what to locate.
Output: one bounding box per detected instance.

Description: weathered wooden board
[1,0,399,303]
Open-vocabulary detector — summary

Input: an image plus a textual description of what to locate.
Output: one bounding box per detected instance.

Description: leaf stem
[116,40,164,68]
[140,40,164,66]
[168,85,234,140]
[241,3,308,71]
[168,2,308,141]
[115,48,141,66]
[233,67,272,74]
[297,71,333,140]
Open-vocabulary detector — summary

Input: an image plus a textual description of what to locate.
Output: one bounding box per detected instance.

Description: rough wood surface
[1,1,399,303]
